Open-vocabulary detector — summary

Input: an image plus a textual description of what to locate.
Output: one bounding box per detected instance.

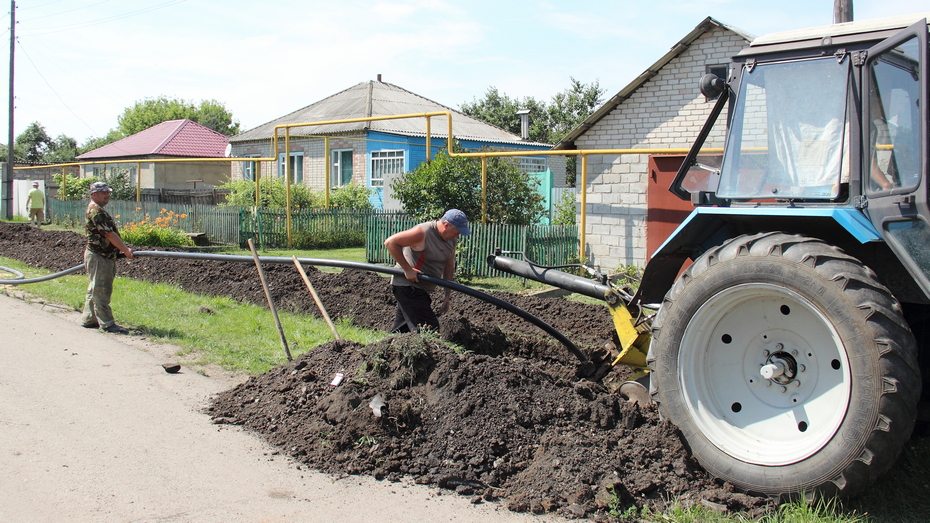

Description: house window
[277,152,304,184]
[370,150,404,187]
[705,64,729,101]
[517,157,547,173]
[242,154,259,181]
[331,149,353,187]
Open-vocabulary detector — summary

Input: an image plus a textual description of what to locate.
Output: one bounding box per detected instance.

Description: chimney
[834,0,853,23]
[377,74,382,82]
[516,109,531,140]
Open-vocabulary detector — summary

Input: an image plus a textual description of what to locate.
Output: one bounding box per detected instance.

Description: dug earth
[0,223,769,520]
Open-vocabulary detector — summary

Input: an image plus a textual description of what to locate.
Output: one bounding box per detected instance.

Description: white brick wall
[575,27,748,270]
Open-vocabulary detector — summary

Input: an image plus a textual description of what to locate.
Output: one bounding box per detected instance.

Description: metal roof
[76,119,229,160]
[230,80,547,146]
[750,12,930,47]
[553,17,753,150]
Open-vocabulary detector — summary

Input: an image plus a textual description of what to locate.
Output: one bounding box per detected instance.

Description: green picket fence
[238,208,370,249]
[366,212,579,278]
[47,199,241,245]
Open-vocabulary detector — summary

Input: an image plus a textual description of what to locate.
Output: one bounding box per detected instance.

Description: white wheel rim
[679,283,851,466]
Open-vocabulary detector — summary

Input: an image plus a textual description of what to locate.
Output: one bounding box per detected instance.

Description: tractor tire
[648,232,920,499]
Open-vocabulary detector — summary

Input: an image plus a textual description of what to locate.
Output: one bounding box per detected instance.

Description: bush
[54,173,96,201]
[330,182,374,209]
[119,208,193,248]
[220,178,320,209]
[552,190,577,226]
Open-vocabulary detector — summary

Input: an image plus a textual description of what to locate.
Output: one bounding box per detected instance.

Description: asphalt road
[0,292,554,523]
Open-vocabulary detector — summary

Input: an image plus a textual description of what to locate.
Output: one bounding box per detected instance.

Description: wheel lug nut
[762,350,770,357]
[799,365,806,372]
[795,381,802,387]
[791,349,798,356]
[775,343,784,351]
[780,386,787,393]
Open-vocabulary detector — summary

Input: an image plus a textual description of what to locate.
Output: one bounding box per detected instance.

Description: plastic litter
[369,394,386,417]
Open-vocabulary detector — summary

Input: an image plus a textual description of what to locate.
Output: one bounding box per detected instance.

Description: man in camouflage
[81,181,135,334]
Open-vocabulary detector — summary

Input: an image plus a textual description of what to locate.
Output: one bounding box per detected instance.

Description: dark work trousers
[391,285,440,333]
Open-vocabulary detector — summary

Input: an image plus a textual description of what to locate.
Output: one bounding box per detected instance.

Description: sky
[1,0,926,146]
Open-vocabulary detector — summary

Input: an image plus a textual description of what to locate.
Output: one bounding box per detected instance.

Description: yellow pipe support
[136,162,142,202]
[324,136,331,208]
[60,166,66,198]
[425,116,431,164]
[481,157,487,224]
[580,154,587,261]
[285,127,292,248]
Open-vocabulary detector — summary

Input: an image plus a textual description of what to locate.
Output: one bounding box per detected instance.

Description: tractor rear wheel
[649,232,920,499]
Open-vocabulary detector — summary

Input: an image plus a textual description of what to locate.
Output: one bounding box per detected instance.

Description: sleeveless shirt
[390,220,457,293]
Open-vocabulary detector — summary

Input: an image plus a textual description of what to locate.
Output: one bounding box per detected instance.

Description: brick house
[553,17,753,270]
[229,79,563,210]
[76,119,231,190]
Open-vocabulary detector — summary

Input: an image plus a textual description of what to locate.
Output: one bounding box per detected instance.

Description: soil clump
[0,222,771,520]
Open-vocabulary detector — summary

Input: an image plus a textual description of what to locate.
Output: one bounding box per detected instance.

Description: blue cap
[443,209,471,236]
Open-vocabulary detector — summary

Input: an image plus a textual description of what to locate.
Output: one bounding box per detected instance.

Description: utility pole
[834,0,853,24]
[1,0,13,220]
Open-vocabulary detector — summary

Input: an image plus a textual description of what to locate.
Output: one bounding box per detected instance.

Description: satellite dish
[224,143,232,157]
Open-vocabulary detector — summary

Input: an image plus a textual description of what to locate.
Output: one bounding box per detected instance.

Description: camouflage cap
[89,181,112,194]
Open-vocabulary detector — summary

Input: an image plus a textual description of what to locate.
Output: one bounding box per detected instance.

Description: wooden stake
[292,256,340,340]
[248,238,292,361]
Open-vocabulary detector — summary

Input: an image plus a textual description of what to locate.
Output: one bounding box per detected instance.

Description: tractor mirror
[700,73,726,99]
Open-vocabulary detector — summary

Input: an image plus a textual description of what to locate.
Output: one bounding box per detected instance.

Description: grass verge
[0,256,386,375]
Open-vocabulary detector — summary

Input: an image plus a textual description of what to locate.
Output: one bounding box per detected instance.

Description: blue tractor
[490,13,930,500]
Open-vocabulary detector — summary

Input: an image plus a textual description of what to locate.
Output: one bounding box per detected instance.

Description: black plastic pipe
[487,254,610,302]
[2,250,594,375]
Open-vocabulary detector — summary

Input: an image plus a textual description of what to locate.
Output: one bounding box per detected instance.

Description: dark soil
[0,222,771,520]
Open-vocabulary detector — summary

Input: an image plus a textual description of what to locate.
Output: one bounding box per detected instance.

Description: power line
[18,40,100,138]
[24,0,111,21]
[19,0,185,36]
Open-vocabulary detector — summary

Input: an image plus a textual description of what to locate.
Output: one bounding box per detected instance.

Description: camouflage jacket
[85,201,122,259]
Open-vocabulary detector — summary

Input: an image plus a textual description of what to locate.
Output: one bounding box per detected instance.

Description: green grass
[1,256,386,375]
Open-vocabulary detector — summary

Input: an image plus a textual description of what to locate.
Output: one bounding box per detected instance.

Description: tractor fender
[635,207,883,305]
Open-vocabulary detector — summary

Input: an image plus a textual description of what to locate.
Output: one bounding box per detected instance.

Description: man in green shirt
[81,181,135,334]
[26,182,44,227]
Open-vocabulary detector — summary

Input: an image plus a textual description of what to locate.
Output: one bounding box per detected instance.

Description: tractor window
[716,57,850,199]
[866,36,921,192]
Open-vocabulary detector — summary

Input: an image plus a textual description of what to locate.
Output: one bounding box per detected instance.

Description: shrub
[330,182,374,209]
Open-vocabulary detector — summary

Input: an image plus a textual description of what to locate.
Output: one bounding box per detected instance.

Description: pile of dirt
[0,223,771,520]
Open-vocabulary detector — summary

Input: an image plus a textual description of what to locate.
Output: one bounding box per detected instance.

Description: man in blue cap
[384,209,471,333]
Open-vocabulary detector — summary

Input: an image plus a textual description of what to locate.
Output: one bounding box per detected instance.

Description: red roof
[77,119,229,160]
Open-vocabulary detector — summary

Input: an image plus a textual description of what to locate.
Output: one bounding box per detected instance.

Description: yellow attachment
[607,296,652,381]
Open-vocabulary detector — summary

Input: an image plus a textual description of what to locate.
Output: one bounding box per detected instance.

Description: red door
[646,155,693,262]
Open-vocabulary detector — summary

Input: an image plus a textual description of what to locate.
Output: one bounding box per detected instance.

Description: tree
[79,129,126,154]
[0,122,79,163]
[390,142,545,225]
[461,78,606,185]
[15,122,52,163]
[117,96,240,137]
